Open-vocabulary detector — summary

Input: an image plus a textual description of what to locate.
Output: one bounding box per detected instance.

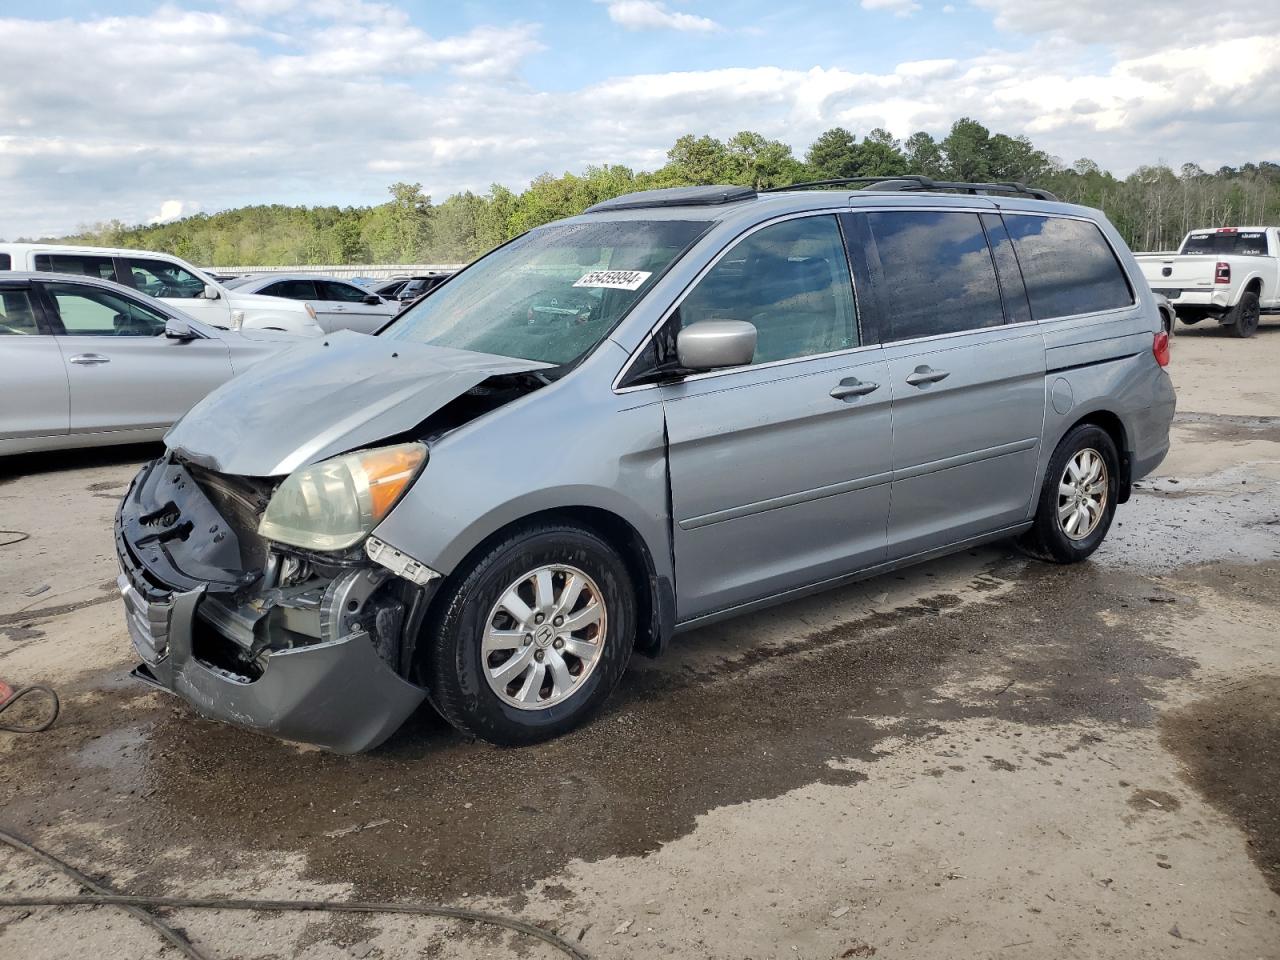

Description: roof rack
[762,175,1058,202]
[584,185,757,213]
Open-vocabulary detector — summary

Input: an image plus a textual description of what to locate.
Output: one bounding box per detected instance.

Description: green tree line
[47,117,1280,265]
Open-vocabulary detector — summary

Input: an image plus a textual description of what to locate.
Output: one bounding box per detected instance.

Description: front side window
[264,279,319,300]
[385,219,711,365]
[125,258,207,299]
[33,253,116,281]
[44,282,168,337]
[0,290,39,335]
[1004,215,1134,320]
[318,280,368,303]
[676,215,858,364]
[865,210,1004,342]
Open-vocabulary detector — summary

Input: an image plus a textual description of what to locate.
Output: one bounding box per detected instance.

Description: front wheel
[1018,424,1120,564]
[424,523,635,745]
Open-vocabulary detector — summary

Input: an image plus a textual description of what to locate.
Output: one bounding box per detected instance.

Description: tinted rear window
[0,253,10,270]
[1004,215,1133,320]
[33,253,116,281]
[865,210,1004,341]
[1180,231,1269,256]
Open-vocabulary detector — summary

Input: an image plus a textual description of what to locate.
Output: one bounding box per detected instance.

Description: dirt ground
[2,319,1278,960]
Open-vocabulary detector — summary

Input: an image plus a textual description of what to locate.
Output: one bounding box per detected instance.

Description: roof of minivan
[562,189,1101,232]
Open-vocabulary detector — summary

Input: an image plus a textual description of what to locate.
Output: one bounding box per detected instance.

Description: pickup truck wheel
[1225,291,1260,338]
[1017,424,1120,564]
[424,523,635,746]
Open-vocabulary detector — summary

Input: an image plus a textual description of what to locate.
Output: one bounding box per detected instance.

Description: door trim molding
[892,437,1038,482]
[679,470,893,530]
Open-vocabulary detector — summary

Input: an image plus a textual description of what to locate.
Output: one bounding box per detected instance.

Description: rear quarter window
[1004,215,1133,320]
[33,253,117,282]
[0,253,10,270]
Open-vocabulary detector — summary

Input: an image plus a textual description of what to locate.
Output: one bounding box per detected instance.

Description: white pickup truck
[0,243,324,337]
[1136,227,1280,338]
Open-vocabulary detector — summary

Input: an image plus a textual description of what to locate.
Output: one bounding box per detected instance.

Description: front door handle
[830,377,880,401]
[905,365,950,387]
[69,354,110,365]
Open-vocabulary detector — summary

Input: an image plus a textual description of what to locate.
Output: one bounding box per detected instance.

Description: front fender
[240,310,324,337]
[371,380,672,586]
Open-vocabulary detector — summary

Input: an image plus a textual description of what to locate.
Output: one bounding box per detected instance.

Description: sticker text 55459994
[573,270,653,291]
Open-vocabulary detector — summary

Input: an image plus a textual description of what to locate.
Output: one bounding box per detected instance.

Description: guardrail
[203,264,466,280]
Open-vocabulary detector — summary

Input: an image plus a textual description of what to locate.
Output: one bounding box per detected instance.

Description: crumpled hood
[166,331,551,476]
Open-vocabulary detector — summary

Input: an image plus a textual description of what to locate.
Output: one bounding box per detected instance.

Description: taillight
[1153,331,1170,367]
[1215,261,1231,284]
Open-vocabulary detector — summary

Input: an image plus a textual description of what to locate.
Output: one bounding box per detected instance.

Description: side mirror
[165,318,196,340]
[203,283,221,300]
[364,294,382,305]
[676,320,757,371]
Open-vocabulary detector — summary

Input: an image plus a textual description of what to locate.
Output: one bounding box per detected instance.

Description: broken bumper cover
[115,459,428,754]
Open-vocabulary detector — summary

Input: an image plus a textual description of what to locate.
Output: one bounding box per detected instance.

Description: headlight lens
[258,442,426,551]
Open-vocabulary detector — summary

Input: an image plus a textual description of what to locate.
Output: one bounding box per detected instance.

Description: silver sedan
[1,272,292,456]
[222,273,400,333]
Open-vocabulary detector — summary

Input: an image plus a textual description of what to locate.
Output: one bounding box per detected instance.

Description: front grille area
[184,464,276,573]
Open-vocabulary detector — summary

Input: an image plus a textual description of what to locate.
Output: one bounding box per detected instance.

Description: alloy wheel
[482,564,608,710]
[1057,448,1108,541]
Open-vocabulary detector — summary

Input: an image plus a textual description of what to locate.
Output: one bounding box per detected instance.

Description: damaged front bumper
[115,456,435,753]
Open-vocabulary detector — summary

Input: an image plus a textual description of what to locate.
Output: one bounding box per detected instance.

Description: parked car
[222,273,399,333]
[115,180,1175,753]
[1,273,293,456]
[374,272,455,304]
[0,244,324,337]
[1135,227,1280,337]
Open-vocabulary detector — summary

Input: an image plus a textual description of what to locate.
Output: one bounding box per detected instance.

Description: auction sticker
[573,270,652,291]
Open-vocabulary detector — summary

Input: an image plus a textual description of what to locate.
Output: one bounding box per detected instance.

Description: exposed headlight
[229,309,245,330]
[258,443,427,552]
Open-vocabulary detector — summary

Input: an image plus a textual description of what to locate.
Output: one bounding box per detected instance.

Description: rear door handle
[905,365,950,387]
[830,377,880,401]
[69,354,110,365]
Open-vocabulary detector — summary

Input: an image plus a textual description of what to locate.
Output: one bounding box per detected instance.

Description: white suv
[0,243,324,337]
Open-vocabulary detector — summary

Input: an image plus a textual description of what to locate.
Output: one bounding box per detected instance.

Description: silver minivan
[115,179,1176,752]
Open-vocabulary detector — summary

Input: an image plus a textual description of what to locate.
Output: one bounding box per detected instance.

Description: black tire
[1224,291,1260,338]
[1160,307,1176,337]
[424,522,635,745]
[1018,424,1120,564]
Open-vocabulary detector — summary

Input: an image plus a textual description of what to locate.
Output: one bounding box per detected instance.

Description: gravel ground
[1,319,1278,960]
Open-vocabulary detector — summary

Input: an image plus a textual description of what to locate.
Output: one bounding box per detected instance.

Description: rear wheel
[425,523,635,745]
[1018,424,1120,564]
[1224,291,1260,338]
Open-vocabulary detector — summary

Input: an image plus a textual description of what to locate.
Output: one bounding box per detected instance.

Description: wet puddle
[4,556,1196,904]
[1162,675,1280,894]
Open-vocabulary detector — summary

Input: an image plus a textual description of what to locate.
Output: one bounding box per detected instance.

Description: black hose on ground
[0,685,60,733]
[0,827,589,960]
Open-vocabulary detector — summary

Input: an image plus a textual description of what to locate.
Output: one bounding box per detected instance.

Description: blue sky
[1,1,1276,239]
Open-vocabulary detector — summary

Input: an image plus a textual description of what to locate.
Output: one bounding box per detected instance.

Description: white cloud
[860,0,922,17]
[603,1,721,32]
[1,1,1279,240]
[148,200,201,224]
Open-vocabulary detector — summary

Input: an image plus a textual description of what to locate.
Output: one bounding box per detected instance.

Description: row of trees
[53,118,1280,265]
